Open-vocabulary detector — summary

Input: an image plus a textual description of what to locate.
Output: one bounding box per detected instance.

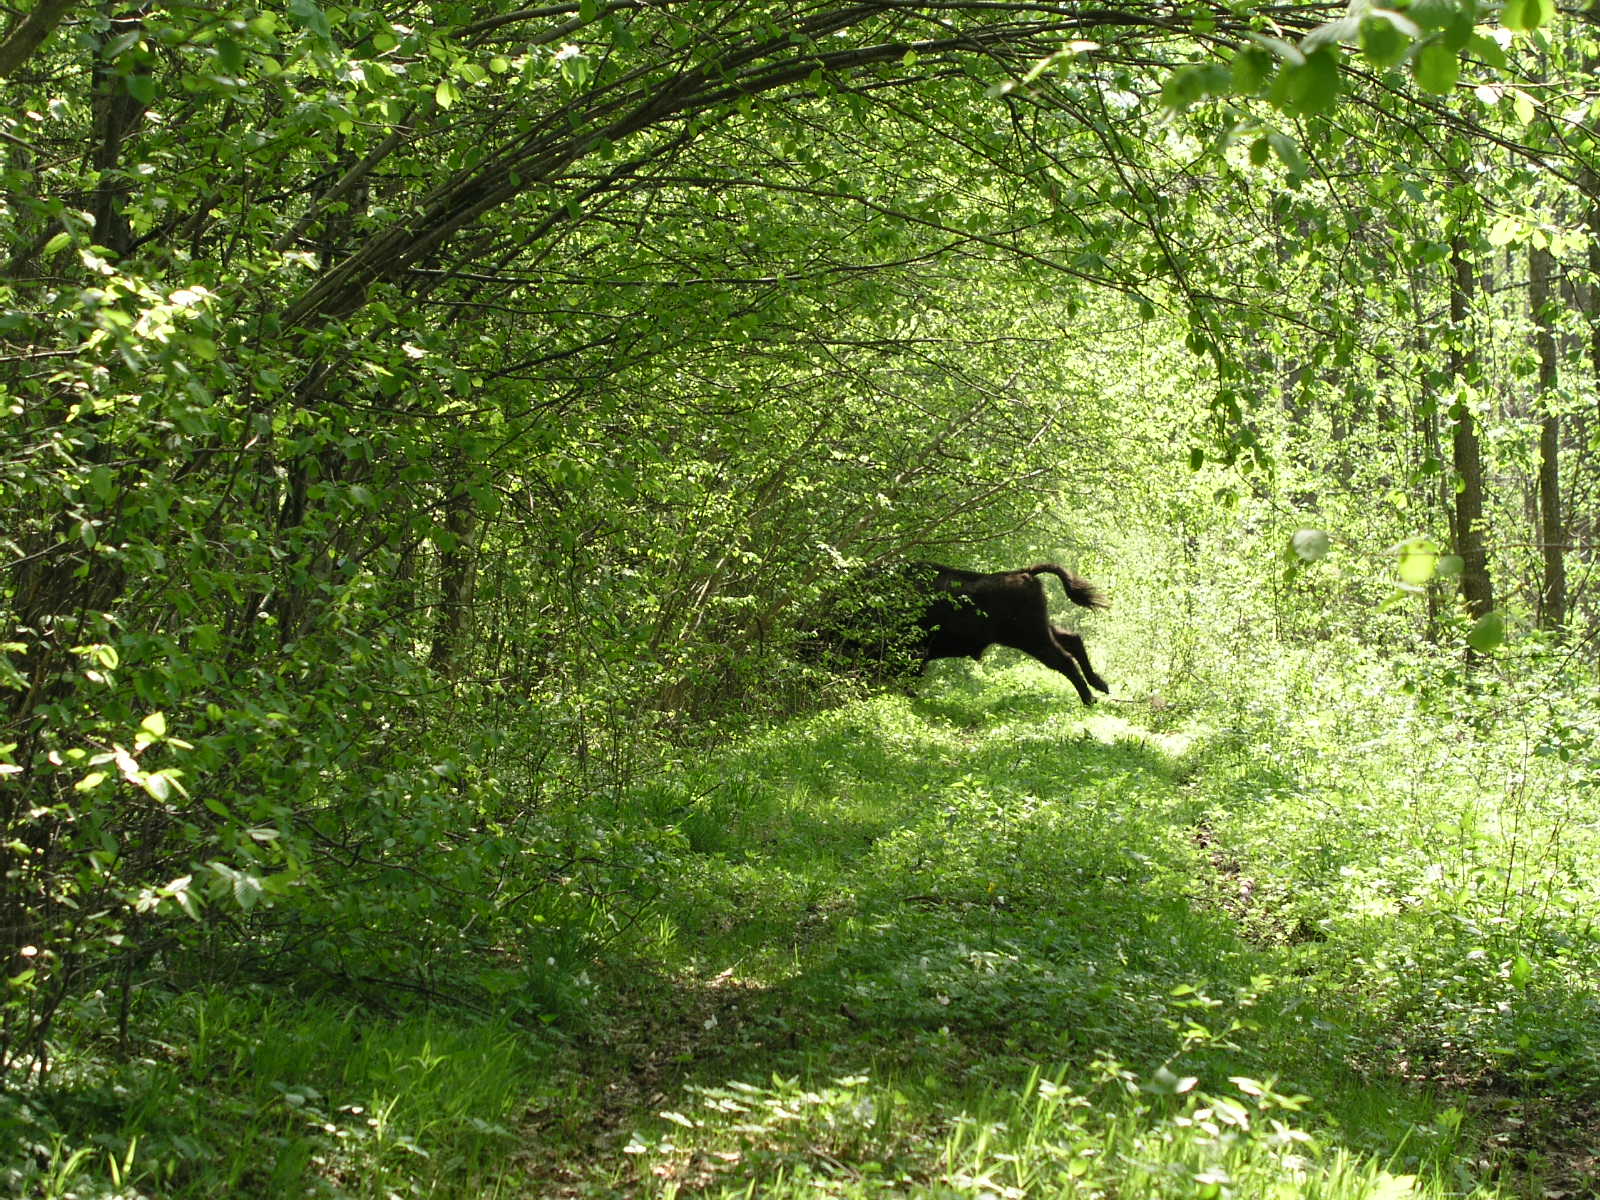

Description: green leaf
[1468,31,1508,70]
[43,231,73,256]
[1435,554,1464,578]
[1412,40,1460,94]
[1368,1175,1420,1200]
[1486,216,1522,247]
[215,36,244,74]
[1245,32,1304,66]
[169,876,200,920]
[203,794,236,820]
[208,861,264,910]
[1443,8,1476,51]
[1381,587,1417,612]
[1408,0,1465,31]
[436,79,458,108]
[559,51,593,87]
[1359,14,1414,68]
[1501,0,1553,32]
[1231,46,1273,95]
[1143,1066,1199,1094]
[1302,15,1361,53]
[287,0,332,40]
[1274,48,1339,116]
[1289,529,1331,563]
[1162,63,1231,111]
[1396,537,1439,585]
[1267,131,1308,178]
[1189,447,1205,470]
[1466,610,1505,652]
[140,712,167,739]
[1509,953,1533,988]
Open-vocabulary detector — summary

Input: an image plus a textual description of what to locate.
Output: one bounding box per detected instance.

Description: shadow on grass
[542,666,1478,1193]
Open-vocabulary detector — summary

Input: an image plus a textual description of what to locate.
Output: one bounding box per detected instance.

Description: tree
[1448,230,1495,621]
[1530,242,1567,631]
[0,0,1578,1063]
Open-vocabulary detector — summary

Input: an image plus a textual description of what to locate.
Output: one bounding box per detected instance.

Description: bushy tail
[1027,563,1108,610]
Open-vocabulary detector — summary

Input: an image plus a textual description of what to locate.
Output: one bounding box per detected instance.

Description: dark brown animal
[815,562,1109,704]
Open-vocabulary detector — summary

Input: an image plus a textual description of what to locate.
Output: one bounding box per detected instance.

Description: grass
[519,661,1584,1198]
[3,991,549,1198]
[10,651,1600,1197]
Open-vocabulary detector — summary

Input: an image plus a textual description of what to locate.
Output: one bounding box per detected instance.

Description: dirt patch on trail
[514,967,777,1197]
[1188,818,1322,947]
[1189,820,1599,1199]
[1470,1092,1600,1199]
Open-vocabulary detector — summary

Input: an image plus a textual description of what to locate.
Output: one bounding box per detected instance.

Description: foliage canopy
[3,6,1600,1192]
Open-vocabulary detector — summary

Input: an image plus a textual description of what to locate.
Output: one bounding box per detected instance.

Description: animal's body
[814,562,1109,704]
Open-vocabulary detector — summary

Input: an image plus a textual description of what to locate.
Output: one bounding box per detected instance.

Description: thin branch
[0,0,79,80]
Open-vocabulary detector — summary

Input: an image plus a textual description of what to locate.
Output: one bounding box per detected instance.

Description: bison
[813,562,1109,704]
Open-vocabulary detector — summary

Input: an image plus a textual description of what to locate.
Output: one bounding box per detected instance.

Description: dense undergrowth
[10,626,1600,1198]
[4,3,1598,1196]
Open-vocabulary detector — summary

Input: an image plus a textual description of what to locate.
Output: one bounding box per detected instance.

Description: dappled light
[517,665,1545,1197]
[4,0,1599,1196]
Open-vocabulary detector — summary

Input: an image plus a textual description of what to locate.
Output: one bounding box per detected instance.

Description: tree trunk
[1449,232,1494,620]
[1581,166,1600,650]
[1409,267,1447,639]
[1530,243,1566,632]
[0,0,80,80]
[1587,167,1600,408]
[89,6,147,257]
[429,482,480,679]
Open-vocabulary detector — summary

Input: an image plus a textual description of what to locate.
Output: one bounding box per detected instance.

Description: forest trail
[516,670,1535,1199]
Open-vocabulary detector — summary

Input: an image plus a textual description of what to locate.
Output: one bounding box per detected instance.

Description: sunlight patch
[1082,712,1193,759]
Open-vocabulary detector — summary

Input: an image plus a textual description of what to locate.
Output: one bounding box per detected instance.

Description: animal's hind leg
[1052,626,1109,694]
[1009,629,1096,705]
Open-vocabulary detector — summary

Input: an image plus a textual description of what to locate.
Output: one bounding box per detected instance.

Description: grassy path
[33,664,1594,1197]
[521,670,1515,1199]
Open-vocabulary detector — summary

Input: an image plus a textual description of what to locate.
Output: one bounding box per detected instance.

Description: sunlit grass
[15,651,1599,1197]
[565,660,1522,1198]
[617,1067,1480,1199]
[4,991,547,1198]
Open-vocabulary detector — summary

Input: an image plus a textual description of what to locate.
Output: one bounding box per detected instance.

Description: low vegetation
[6,2,1600,1197]
[14,617,1600,1196]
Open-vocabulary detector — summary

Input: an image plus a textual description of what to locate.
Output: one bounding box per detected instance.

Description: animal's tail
[1027,563,1108,610]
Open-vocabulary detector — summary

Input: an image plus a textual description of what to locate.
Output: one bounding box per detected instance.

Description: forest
[4,0,1600,1196]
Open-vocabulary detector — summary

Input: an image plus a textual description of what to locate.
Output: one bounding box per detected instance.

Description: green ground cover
[17,651,1598,1198]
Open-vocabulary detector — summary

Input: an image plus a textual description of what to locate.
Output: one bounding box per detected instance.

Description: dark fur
[816,562,1109,704]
